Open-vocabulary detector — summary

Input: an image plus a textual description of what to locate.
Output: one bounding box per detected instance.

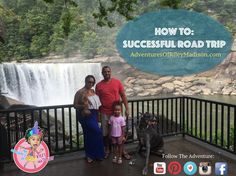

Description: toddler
[108,102,126,164]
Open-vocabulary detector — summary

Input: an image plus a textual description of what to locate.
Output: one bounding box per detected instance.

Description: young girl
[108,102,126,164]
[21,121,44,168]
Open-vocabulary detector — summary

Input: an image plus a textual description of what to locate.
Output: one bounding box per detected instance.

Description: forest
[0,0,235,62]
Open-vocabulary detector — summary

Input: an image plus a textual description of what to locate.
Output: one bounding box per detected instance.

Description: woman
[73,75,104,163]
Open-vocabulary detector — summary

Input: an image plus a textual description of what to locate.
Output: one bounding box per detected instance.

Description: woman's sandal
[104,152,110,159]
[112,156,117,163]
[87,157,94,163]
[123,153,131,160]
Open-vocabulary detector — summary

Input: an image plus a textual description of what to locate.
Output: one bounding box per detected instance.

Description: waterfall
[0,63,102,106]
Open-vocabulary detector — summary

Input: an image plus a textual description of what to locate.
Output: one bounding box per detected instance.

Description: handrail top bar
[184,96,236,107]
[128,96,236,107]
[128,95,183,102]
[0,104,74,112]
[0,96,236,112]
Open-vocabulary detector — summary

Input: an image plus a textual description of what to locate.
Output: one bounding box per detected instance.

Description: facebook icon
[215,162,228,175]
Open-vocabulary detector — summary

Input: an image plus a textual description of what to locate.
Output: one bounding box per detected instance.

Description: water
[0,63,102,106]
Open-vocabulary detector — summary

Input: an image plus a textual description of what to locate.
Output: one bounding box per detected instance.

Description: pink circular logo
[12,138,50,173]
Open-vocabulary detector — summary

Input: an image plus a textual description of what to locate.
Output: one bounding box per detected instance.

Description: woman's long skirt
[77,109,104,160]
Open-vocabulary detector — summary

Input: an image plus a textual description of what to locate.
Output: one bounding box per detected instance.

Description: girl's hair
[85,75,96,85]
[25,121,43,142]
[112,101,122,110]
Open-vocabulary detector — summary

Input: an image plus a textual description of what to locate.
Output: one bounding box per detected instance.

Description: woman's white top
[88,94,101,110]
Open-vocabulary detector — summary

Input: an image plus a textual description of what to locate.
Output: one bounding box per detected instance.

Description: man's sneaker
[117,157,122,164]
[112,156,117,163]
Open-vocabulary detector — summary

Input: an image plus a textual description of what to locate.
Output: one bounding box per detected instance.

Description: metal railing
[0,96,235,163]
[126,97,183,142]
[183,97,236,154]
[0,105,79,162]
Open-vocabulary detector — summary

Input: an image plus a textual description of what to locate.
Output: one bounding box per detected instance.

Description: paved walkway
[2,136,236,176]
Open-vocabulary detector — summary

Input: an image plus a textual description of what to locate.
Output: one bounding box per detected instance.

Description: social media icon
[168,161,182,175]
[199,162,212,175]
[183,161,197,175]
[215,162,228,176]
[154,162,166,175]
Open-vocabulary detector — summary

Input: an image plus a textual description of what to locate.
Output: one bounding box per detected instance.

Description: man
[96,66,130,159]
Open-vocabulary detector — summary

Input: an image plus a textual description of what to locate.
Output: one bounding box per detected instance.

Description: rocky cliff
[96,51,236,97]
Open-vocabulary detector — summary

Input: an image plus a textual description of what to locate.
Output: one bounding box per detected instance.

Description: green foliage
[93,0,138,27]
[61,10,72,38]
[160,0,182,9]
[0,0,235,62]
[229,125,235,150]
[0,4,17,46]
[49,23,65,53]
[190,0,236,33]
[0,0,62,61]
[186,125,235,151]
[80,31,100,59]
[30,33,50,57]
[211,131,225,146]
[43,0,54,3]
[0,18,5,44]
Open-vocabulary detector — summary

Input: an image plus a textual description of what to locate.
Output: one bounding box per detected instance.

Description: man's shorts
[101,113,110,136]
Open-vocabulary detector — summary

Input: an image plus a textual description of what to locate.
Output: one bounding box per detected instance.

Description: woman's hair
[25,121,43,142]
[85,75,96,85]
[112,101,122,110]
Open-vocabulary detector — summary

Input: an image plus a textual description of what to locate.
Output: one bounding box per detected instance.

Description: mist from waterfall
[0,63,102,106]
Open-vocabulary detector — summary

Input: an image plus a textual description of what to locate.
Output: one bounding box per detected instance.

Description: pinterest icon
[168,161,182,175]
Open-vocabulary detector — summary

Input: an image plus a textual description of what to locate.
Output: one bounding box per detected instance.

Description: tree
[0,17,4,43]
[93,0,138,27]
[191,0,236,34]
[0,0,235,62]
[80,31,100,58]
[0,4,16,44]
[42,0,138,27]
